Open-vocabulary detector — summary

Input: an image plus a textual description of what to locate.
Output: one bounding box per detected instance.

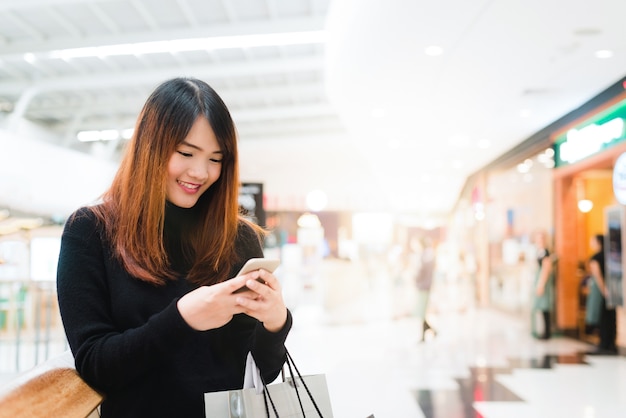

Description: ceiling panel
[0,0,625,229]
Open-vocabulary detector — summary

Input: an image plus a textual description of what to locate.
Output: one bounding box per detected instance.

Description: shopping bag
[204,350,334,417]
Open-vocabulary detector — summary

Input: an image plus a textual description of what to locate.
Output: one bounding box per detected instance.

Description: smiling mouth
[177,180,201,191]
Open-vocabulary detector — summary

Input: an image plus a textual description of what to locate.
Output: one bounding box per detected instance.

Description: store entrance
[571,169,614,344]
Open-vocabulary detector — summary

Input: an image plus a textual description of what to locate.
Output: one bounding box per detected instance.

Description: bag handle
[285,350,323,417]
[257,349,324,418]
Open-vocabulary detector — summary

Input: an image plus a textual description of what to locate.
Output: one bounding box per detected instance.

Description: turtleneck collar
[164,200,200,231]
[164,201,201,275]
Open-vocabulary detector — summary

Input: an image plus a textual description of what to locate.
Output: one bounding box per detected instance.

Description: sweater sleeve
[56,208,199,392]
[252,309,293,383]
[236,220,293,383]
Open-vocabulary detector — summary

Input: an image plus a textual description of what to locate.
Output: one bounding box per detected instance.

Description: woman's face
[166,116,223,208]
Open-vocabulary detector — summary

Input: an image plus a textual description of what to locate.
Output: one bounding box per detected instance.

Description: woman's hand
[234,268,288,332]
[176,274,254,331]
[535,284,545,296]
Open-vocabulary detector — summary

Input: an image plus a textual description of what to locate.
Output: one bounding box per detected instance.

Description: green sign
[554,99,626,167]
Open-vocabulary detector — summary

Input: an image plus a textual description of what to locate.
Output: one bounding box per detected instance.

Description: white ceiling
[1,0,626,227]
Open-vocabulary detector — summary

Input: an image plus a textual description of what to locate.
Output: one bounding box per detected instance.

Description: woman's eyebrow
[180,140,202,151]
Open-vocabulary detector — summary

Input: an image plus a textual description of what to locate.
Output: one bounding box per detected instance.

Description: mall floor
[1,257,625,417]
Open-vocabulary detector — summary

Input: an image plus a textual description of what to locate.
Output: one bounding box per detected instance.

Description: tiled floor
[281,256,624,418]
[1,259,625,417]
[287,305,624,418]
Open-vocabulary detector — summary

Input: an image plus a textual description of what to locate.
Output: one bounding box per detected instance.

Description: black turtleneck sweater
[56,204,292,418]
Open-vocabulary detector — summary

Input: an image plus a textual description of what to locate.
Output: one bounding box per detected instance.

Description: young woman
[532,230,553,339]
[413,235,437,341]
[56,77,292,417]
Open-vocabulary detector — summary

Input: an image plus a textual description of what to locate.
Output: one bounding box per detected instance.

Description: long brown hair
[91,77,262,285]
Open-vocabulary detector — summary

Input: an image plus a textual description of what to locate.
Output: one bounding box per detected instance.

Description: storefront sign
[559,118,623,163]
[614,152,626,205]
[554,99,626,167]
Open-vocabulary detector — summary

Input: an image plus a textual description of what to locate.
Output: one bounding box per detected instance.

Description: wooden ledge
[0,352,103,418]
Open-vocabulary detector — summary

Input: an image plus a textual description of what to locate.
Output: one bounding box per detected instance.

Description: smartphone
[232,258,280,294]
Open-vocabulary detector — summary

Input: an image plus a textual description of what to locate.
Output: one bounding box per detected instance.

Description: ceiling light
[520,109,532,118]
[424,45,444,56]
[452,160,464,169]
[77,130,101,142]
[77,130,121,142]
[100,130,120,141]
[23,53,36,63]
[306,190,328,212]
[121,129,134,140]
[371,108,386,118]
[517,162,530,173]
[48,30,327,60]
[578,199,593,213]
[595,49,613,59]
[297,212,321,228]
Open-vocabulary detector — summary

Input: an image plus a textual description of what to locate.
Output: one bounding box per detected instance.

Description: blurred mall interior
[2,1,626,417]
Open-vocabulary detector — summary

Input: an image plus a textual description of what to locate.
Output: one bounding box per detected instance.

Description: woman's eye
[210,158,223,164]
[177,151,192,157]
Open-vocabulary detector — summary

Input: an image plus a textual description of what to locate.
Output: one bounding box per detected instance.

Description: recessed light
[448,135,469,147]
[424,45,444,56]
[371,108,386,118]
[47,31,327,59]
[23,53,36,63]
[595,49,613,59]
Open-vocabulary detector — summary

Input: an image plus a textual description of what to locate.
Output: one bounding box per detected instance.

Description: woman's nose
[188,161,209,180]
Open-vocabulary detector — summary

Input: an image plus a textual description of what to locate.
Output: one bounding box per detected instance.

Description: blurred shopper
[532,230,553,340]
[414,235,437,341]
[587,234,618,354]
[56,77,291,417]
[388,236,414,319]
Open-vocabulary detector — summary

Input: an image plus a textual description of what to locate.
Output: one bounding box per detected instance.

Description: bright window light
[48,31,327,60]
